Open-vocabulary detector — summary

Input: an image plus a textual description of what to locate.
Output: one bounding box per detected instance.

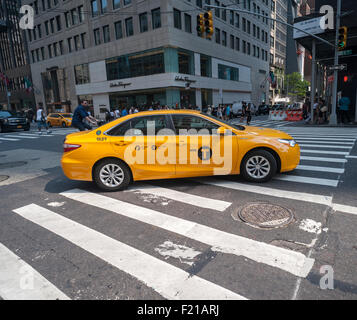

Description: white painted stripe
[275,175,339,187]
[195,178,332,206]
[18,133,55,137]
[4,135,37,140]
[0,137,19,141]
[287,134,357,138]
[300,150,350,156]
[332,204,357,216]
[127,185,231,212]
[61,189,315,278]
[0,243,70,300]
[299,144,352,150]
[13,204,245,300]
[300,156,347,163]
[346,156,357,159]
[296,165,344,174]
[295,140,354,145]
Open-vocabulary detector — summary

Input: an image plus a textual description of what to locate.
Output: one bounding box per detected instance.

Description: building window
[101,0,108,13]
[215,28,220,44]
[178,50,194,75]
[74,63,90,84]
[91,0,99,17]
[115,21,123,39]
[71,8,79,25]
[125,17,133,36]
[222,31,227,46]
[230,35,234,49]
[80,33,86,49]
[74,35,81,50]
[235,37,240,51]
[67,38,72,52]
[103,25,110,43]
[94,28,101,45]
[56,15,61,31]
[106,50,165,80]
[152,8,161,29]
[113,0,121,10]
[218,64,239,81]
[139,13,148,33]
[78,6,84,23]
[174,9,182,29]
[200,55,211,77]
[184,13,192,33]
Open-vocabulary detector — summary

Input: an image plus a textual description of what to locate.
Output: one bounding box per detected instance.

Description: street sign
[329,64,347,71]
[293,17,325,39]
[338,50,353,56]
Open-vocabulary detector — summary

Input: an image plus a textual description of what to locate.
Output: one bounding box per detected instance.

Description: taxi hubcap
[246,156,270,179]
[100,164,124,187]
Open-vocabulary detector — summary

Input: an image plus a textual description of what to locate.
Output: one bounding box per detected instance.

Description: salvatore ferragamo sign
[109,81,132,88]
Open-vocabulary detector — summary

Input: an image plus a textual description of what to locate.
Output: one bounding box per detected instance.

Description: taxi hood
[242,126,293,139]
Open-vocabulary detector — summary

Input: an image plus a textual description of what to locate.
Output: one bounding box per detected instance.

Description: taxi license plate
[17,125,22,128]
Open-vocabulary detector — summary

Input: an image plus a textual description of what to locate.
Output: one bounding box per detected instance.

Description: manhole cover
[0,175,9,182]
[0,161,27,169]
[234,203,295,229]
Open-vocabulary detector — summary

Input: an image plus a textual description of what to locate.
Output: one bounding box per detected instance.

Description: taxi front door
[173,115,239,178]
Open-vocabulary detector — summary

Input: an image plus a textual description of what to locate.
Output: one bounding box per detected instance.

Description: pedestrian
[217,106,222,119]
[246,103,252,125]
[115,108,121,119]
[105,109,111,123]
[134,107,139,113]
[110,110,115,120]
[121,108,128,117]
[72,100,97,132]
[240,102,246,123]
[302,99,310,120]
[36,104,52,135]
[338,92,352,124]
[313,98,319,124]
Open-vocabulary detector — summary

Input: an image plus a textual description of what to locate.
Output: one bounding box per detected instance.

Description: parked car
[258,105,270,115]
[0,110,30,133]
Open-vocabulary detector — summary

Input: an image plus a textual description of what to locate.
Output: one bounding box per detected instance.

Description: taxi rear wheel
[241,150,277,183]
[93,159,131,191]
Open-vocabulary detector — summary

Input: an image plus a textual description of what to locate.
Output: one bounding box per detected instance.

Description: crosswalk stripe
[0,243,70,300]
[298,144,352,150]
[296,165,344,174]
[127,185,231,212]
[18,133,55,137]
[275,175,339,187]
[0,137,19,141]
[300,149,350,156]
[13,204,245,300]
[195,178,332,205]
[295,140,354,145]
[300,156,347,163]
[4,135,37,139]
[286,134,357,138]
[332,204,357,216]
[60,189,315,277]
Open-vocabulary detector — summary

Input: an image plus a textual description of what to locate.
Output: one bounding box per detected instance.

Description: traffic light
[204,10,214,39]
[197,13,205,37]
[338,26,348,51]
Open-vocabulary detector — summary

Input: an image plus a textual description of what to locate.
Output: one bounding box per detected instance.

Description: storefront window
[178,50,194,75]
[106,50,165,80]
[200,55,211,77]
[218,64,239,81]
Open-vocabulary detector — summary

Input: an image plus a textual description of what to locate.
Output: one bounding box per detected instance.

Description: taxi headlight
[278,139,296,147]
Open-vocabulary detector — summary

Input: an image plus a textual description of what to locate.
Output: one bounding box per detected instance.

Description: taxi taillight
[63,143,81,152]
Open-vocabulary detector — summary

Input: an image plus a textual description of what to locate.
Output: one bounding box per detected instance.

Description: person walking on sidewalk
[36,104,52,135]
[338,92,352,124]
[72,100,97,132]
[246,103,252,125]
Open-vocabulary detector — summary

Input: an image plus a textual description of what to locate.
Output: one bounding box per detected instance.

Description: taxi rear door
[109,115,176,180]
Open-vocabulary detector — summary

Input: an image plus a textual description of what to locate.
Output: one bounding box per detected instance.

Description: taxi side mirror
[217,127,227,135]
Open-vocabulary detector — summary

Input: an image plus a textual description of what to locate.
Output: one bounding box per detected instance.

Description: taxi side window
[107,116,168,136]
[172,115,220,135]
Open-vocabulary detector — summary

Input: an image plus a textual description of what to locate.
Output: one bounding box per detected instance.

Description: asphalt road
[0,117,357,301]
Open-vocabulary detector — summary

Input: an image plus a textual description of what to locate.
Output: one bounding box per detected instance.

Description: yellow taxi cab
[47,113,73,128]
[61,110,300,191]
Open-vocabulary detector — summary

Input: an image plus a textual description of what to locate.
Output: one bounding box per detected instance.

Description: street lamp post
[330,0,342,125]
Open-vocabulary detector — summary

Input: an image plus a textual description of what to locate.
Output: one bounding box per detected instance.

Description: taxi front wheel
[241,150,277,183]
[93,159,131,191]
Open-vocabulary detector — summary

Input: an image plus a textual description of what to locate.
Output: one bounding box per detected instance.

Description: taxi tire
[93,159,131,192]
[241,150,277,183]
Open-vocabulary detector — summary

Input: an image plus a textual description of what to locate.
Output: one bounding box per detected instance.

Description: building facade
[0,0,35,111]
[269,0,288,104]
[24,0,271,118]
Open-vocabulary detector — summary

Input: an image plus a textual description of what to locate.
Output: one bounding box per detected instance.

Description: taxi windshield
[202,113,246,131]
